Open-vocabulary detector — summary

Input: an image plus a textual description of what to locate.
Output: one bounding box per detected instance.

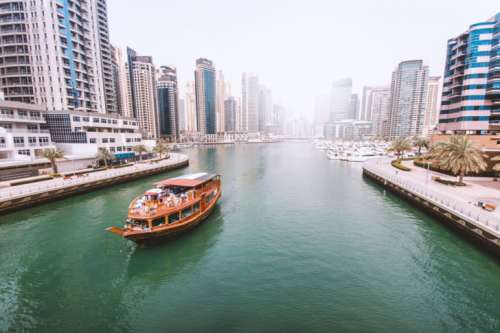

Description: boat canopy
[155,172,218,188]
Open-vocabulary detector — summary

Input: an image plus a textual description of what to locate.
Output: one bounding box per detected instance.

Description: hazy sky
[108,0,499,118]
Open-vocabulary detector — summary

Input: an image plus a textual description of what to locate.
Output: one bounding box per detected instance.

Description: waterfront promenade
[363,159,500,251]
[0,153,188,213]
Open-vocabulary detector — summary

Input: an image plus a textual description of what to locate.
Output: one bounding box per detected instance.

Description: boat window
[152,217,164,227]
[182,206,193,218]
[193,202,200,212]
[168,212,180,224]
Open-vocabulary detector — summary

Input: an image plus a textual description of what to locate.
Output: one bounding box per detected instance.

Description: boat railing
[128,189,199,217]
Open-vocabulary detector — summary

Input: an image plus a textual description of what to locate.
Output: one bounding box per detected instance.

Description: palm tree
[414,137,430,156]
[42,148,64,175]
[430,135,487,185]
[96,148,114,168]
[133,144,148,161]
[388,137,412,161]
[491,155,500,178]
[153,139,170,159]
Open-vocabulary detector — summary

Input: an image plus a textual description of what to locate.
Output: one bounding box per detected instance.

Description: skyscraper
[185,81,197,133]
[330,78,353,121]
[112,46,133,118]
[0,0,115,113]
[216,70,229,133]
[241,73,248,132]
[423,76,441,136]
[194,58,216,134]
[349,94,359,120]
[314,94,331,125]
[360,86,387,121]
[178,98,186,133]
[388,60,429,138]
[224,96,237,132]
[246,74,259,133]
[128,51,157,138]
[157,66,179,140]
[438,13,499,135]
[369,88,391,138]
[258,85,273,132]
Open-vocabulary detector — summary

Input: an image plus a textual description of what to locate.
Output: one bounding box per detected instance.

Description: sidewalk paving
[0,153,188,201]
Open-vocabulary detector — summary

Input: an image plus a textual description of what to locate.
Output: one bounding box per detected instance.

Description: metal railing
[364,160,500,237]
[0,154,188,202]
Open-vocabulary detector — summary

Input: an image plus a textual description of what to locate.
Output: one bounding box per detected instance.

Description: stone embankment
[363,159,500,257]
[0,153,188,215]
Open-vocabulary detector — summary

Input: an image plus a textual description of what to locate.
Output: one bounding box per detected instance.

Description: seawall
[0,154,189,215]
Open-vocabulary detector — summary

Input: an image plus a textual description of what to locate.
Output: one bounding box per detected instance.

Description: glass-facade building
[157,66,179,140]
[438,12,500,134]
[194,58,216,134]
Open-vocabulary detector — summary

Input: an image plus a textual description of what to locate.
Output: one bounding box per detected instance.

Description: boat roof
[145,188,162,195]
[155,172,218,188]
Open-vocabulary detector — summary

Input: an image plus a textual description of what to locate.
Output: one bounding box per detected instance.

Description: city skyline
[108,0,499,118]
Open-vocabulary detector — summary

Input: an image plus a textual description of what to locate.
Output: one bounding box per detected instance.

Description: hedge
[391,159,412,171]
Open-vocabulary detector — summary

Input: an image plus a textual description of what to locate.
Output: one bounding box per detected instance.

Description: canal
[1,143,499,332]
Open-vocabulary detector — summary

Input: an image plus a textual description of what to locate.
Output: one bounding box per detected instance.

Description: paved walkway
[0,153,188,202]
[364,159,500,237]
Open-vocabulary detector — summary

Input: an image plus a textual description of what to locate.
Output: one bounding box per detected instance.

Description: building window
[101,118,107,124]
[13,137,24,147]
[18,111,28,117]
[110,138,115,143]
[110,147,115,152]
[112,120,117,124]
[82,117,89,122]
[28,137,37,146]
[102,138,108,143]
[39,137,49,146]
[17,149,30,156]
[93,118,99,123]
[30,112,41,118]
[89,138,96,144]
[73,116,81,121]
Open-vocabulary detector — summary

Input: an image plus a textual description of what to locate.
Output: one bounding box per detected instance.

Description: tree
[414,137,430,156]
[96,148,114,168]
[153,139,170,159]
[42,148,64,175]
[430,135,487,185]
[491,155,500,178]
[133,144,148,161]
[388,137,412,161]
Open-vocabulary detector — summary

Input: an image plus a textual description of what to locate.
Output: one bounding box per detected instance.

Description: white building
[423,76,441,137]
[185,81,197,133]
[246,74,259,133]
[44,110,142,157]
[369,88,391,138]
[0,0,115,114]
[388,60,429,138]
[0,101,55,164]
[330,78,353,121]
[216,70,230,133]
[112,46,134,118]
[128,53,158,138]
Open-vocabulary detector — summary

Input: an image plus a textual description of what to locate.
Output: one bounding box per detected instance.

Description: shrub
[391,159,411,171]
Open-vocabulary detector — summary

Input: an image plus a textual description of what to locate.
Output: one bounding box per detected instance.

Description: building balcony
[13,142,24,147]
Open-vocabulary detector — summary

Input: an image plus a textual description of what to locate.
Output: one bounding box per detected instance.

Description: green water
[0,143,499,332]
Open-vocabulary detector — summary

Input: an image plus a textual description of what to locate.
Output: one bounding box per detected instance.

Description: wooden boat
[106,172,221,243]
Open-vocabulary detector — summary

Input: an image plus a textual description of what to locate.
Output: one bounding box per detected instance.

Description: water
[0,143,499,332]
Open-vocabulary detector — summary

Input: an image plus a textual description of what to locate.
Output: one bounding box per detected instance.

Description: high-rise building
[438,13,499,135]
[258,85,273,131]
[216,70,230,133]
[423,76,441,136]
[224,96,237,132]
[0,0,115,113]
[314,94,331,125]
[128,50,157,138]
[194,58,216,134]
[178,98,186,133]
[157,66,179,140]
[349,94,359,120]
[112,46,133,118]
[246,74,259,133]
[360,86,388,121]
[388,60,429,138]
[368,88,391,138]
[330,78,353,121]
[241,73,248,132]
[185,81,197,133]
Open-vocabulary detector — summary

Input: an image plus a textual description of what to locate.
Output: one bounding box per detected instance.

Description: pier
[363,159,500,257]
[0,153,189,215]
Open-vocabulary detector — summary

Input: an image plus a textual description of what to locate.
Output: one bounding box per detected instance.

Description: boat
[106,172,221,243]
